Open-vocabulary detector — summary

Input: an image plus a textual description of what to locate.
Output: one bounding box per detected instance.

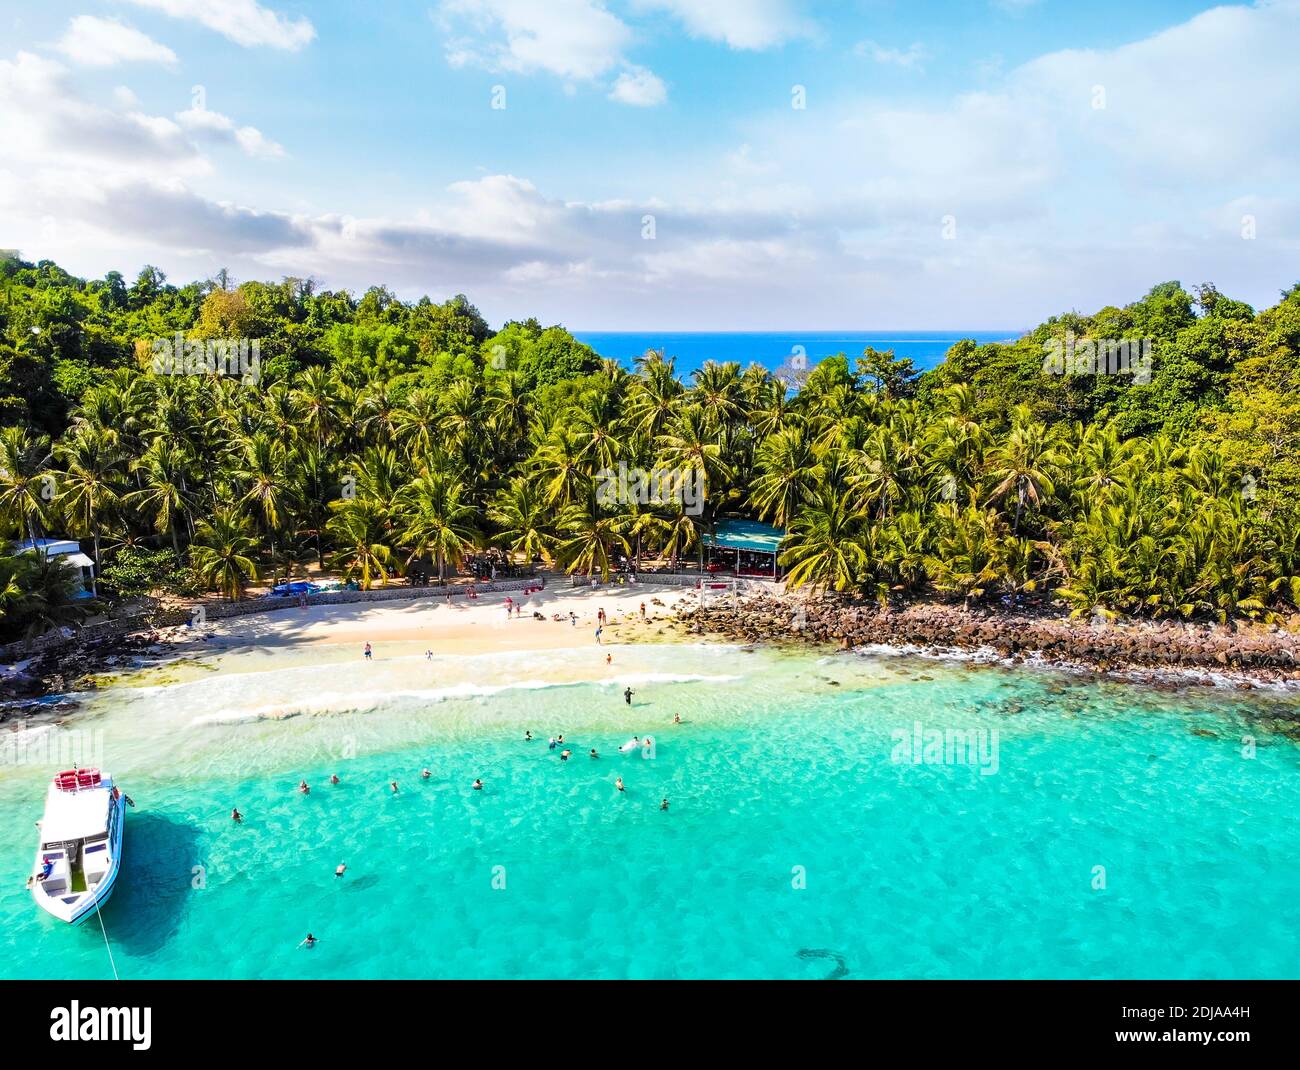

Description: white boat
[31,768,126,925]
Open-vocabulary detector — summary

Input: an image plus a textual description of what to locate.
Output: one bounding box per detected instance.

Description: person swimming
[472,778,484,791]
[615,776,625,792]
[231,807,243,823]
[560,749,571,761]
[298,780,310,795]
[660,798,669,811]
[299,933,317,948]
[548,737,557,750]
[335,862,347,877]
[330,773,340,785]
[557,734,565,745]
[589,748,599,759]
[525,730,533,741]
[390,780,399,794]
[421,768,431,779]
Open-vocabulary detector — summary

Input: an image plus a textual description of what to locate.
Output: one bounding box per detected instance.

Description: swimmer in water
[335,862,347,878]
[589,748,599,759]
[557,734,565,745]
[421,768,431,779]
[615,776,625,792]
[298,780,310,795]
[472,778,483,791]
[525,730,533,741]
[390,780,399,794]
[560,749,571,761]
[330,773,340,785]
[231,807,243,823]
[660,798,669,811]
[299,933,317,949]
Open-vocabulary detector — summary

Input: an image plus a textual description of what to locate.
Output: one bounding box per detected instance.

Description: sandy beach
[190,583,700,658]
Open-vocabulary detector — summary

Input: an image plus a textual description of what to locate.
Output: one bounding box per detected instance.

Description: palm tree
[985,408,1058,534]
[489,480,554,566]
[750,425,820,529]
[129,438,195,560]
[554,501,630,580]
[54,428,124,596]
[326,499,394,590]
[780,488,865,593]
[0,426,54,547]
[191,510,261,600]
[397,471,478,583]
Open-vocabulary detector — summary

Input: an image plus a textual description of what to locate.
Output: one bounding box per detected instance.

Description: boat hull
[32,790,125,925]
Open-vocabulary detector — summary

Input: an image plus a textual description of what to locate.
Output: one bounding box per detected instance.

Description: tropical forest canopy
[1,252,1297,642]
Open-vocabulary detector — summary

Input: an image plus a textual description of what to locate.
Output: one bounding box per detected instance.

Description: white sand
[197,582,699,656]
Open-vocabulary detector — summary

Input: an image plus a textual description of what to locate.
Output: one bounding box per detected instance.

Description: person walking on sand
[640,602,646,620]
[606,653,612,666]
[595,625,603,644]
[364,642,372,660]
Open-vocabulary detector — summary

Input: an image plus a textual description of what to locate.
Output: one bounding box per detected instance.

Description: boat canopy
[41,785,110,842]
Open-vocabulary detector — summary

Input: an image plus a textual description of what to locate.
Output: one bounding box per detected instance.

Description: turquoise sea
[1,631,1298,980]
[574,330,1019,377]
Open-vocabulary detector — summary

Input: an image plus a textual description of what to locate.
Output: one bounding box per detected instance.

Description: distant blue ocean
[574,330,1022,377]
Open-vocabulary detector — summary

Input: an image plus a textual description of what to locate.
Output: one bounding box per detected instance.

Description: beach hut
[12,538,97,598]
[702,519,787,579]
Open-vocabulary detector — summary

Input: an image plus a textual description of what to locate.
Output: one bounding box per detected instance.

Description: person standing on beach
[624,686,634,705]
[364,642,372,660]
[640,602,646,620]
[595,625,603,644]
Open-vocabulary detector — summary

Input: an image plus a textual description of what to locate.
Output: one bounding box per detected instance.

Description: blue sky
[0,1,1296,329]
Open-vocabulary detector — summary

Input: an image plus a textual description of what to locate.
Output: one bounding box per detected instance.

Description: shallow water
[1,638,1297,979]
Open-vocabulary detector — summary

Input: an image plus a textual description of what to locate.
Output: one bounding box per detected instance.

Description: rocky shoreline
[678,593,1300,691]
[0,626,207,722]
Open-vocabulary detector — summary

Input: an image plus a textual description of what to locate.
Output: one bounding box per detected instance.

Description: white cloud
[0,52,201,174]
[438,0,631,80]
[853,40,930,70]
[634,0,814,49]
[120,0,315,51]
[56,15,178,67]
[175,106,286,158]
[609,65,666,106]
